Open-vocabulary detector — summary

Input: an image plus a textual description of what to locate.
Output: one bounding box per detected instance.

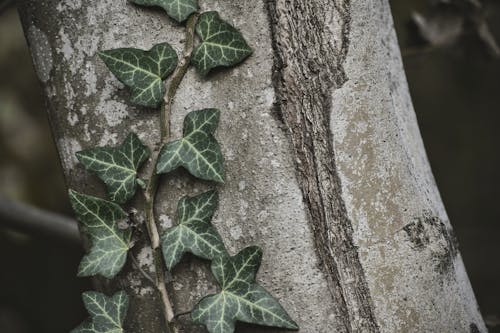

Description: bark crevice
[265,0,379,331]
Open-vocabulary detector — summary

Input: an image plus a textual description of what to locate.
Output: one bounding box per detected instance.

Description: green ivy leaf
[99,43,178,108]
[69,190,131,279]
[76,133,150,204]
[156,108,224,182]
[129,0,198,23]
[162,190,226,270]
[71,291,129,333]
[192,11,253,76]
[192,247,299,333]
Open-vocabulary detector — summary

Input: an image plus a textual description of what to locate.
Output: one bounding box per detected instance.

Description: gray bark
[18,0,486,332]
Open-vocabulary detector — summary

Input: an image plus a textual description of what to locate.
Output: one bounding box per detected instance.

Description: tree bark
[18,0,486,332]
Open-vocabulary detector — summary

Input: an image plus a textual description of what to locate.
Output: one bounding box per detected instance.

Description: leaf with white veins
[76,133,150,204]
[71,291,128,333]
[130,0,198,23]
[156,108,224,182]
[192,11,253,76]
[162,190,226,270]
[69,190,131,279]
[99,43,178,108]
[192,247,299,333]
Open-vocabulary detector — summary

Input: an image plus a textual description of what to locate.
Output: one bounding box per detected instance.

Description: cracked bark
[19,0,486,332]
[266,1,379,332]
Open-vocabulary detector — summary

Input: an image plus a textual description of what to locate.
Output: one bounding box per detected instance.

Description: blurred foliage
[0,1,499,332]
[411,0,499,54]
[0,10,67,211]
[0,9,88,333]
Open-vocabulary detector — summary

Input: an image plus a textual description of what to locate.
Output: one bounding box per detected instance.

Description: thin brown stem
[174,310,192,320]
[142,12,200,333]
[161,13,200,143]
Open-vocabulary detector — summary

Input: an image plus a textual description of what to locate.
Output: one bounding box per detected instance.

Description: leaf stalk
[143,12,200,333]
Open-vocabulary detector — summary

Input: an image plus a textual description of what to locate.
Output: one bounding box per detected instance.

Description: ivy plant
[192,11,253,76]
[192,247,299,333]
[130,0,198,23]
[71,291,129,333]
[68,2,298,333]
[98,43,178,108]
[156,108,224,182]
[68,190,132,279]
[76,133,150,204]
[162,190,226,270]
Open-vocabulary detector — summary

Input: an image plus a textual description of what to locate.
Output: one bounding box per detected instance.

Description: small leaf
[192,247,299,333]
[129,0,198,23]
[162,190,226,270]
[71,291,129,333]
[156,108,224,182]
[99,43,178,108]
[76,133,150,204]
[69,190,131,279]
[192,11,253,76]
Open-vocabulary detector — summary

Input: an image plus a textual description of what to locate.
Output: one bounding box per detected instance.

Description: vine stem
[142,13,200,333]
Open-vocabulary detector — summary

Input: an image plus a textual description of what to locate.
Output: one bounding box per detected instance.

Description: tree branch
[0,195,80,244]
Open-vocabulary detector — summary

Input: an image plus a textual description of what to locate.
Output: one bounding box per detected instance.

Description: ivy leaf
[76,133,150,204]
[69,190,131,279]
[192,247,299,333]
[129,0,198,23]
[162,190,226,270]
[71,291,129,333]
[192,11,253,76]
[156,108,224,182]
[99,43,178,108]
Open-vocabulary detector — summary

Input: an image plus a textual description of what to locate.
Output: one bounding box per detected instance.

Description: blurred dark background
[0,0,498,332]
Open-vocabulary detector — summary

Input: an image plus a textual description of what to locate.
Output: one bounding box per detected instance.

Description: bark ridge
[266,0,380,331]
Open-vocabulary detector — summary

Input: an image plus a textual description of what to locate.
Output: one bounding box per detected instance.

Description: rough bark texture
[18,0,486,332]
[266,1,379,332]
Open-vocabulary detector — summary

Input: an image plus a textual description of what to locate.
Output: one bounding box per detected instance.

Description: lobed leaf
[192,247,299,333]
[71,291,129,333]
[99,43,178,108]
[162,190,226,270]
[129,0,198,23]
[192,11,253,76]
[76,133,150,204]
[156,108,224,182]
[69,190,131,279]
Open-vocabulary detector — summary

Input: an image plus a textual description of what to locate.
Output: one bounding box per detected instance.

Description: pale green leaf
[129,0,198,23]
[192,11,253,76]
[162,190,226,270]
[156,108,224,182]
[99,43,178,108]
[76,133,150,204]
[192,247,299,333]
[71,291,128,333]
[69,190,131,279]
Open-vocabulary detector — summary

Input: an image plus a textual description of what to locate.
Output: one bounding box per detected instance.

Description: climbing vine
[68,1,298,333]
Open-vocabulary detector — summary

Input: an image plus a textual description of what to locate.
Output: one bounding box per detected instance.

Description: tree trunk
[18,0,486,332]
